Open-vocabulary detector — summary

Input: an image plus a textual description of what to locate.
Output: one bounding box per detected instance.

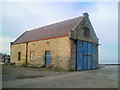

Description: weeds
[9,63,15,65]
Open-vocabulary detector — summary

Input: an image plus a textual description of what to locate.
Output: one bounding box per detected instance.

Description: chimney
[83,13,89,18]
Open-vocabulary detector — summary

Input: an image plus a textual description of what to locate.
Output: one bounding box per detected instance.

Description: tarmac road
[2,65,119,88]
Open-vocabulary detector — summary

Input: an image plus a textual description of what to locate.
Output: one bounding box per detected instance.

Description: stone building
[10,13,99,71]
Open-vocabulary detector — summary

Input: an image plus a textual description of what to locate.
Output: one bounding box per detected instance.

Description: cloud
[3,3,78,35]
[84,3,118,63]
[2,2,118,63]
[89,3,118,44]
[73,3,118,43]
[1,0,119,2]
[68,2,118,63]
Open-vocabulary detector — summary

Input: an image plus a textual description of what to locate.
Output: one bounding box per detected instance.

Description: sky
[0,1,118,64]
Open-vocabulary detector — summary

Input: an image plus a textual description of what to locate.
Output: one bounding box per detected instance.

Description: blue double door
[76,40,97,71]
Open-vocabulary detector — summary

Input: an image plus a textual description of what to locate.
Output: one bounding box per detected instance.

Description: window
[30,51,33,60]
[84,27,90,37]
[18,52,21,60]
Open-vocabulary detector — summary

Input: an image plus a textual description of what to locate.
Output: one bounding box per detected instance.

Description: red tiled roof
[13,16,84,44]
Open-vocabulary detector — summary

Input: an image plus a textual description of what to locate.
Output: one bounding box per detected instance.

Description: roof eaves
[13,31,27,44]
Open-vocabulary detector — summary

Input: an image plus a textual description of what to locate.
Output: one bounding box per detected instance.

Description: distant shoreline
[99,64,120,65]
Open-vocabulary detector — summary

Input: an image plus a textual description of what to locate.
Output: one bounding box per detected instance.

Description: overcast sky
[1,2,118,64]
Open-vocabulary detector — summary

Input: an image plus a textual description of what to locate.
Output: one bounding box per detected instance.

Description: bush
[10,63,15,65]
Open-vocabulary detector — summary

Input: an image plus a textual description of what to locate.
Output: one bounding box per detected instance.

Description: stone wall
[10,43,26,66]
[70,15,98,44]
[11,36,71,70]
[27,36,71,70]
[10,15,99,71]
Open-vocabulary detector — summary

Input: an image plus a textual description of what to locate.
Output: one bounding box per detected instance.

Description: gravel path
[2,64,68,81]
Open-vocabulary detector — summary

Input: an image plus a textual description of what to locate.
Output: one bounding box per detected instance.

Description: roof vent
[83,13,89,18]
